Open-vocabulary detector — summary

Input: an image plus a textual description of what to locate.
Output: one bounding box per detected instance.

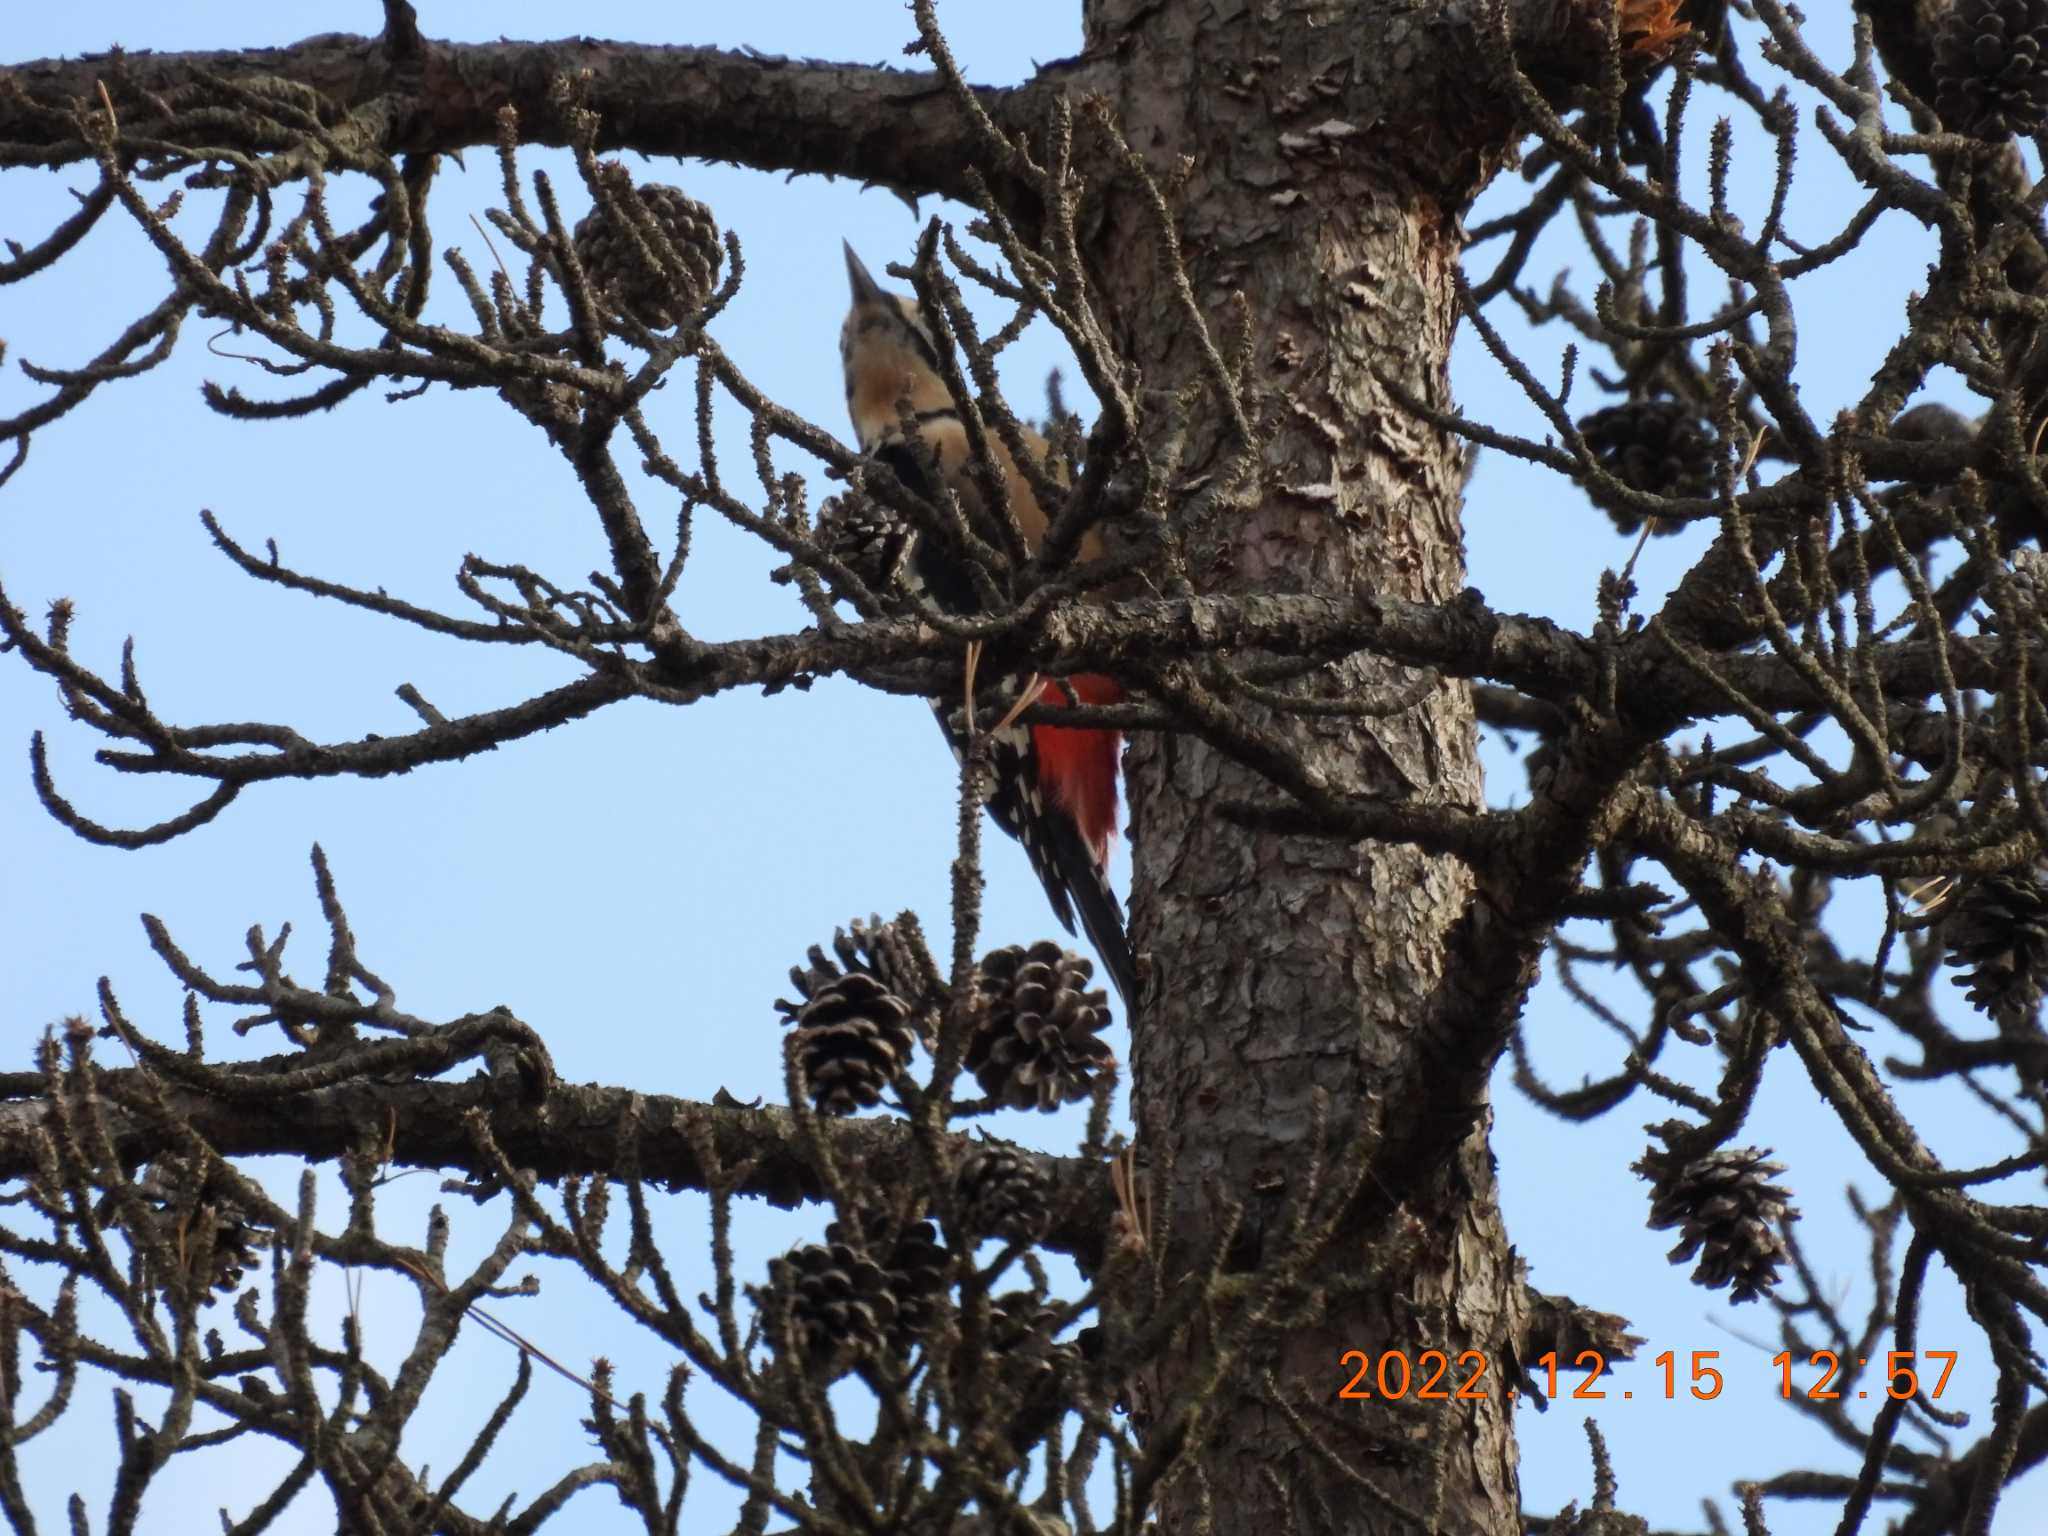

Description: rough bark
[1081,4,1514,1532]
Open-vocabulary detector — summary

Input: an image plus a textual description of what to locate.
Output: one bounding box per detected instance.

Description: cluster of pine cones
[774,918,1115,1117]
[762,1150,1070,1399]
[762,916,1105,1384]
[769,1214,951,1366]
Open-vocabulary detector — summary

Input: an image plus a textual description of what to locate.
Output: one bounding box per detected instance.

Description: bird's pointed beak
[843,241,889,308]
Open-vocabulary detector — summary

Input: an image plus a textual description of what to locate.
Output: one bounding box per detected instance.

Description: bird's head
[840,243,955,451]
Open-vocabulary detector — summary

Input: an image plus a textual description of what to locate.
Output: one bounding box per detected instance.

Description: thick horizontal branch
[0,1064,1023,1237]
[687,590,2033,732]
[1,26,1083,209]
[0,1054,1628,1362]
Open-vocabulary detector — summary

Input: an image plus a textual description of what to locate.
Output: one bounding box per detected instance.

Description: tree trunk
[1090,4,1515,1531]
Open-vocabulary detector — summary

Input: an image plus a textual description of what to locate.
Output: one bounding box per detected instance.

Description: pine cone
[960,1290,1082,1448]
[965,943,1115,1111]
[1576,398,1718,534]
[773,916,944,1114]
[813,1214,950,1353]
[130,1159,264,1304]
[780,915,943,1025]
[848,914,945,1020]
[774,1212,950,1359]
[1945,870,2048,1025]
[1935,0,2048,140]
[202,1213,261,1296]
[769,1238,900,1366]
[571,166,722,329]
[955,1145,1052,1243]
[812,495,917,598]
[776,972,917,1115]
[870,1216,951,1344]
[1635,1137,1796,1303]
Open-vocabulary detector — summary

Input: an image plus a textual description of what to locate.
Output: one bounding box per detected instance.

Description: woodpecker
[838,243,1136,1008]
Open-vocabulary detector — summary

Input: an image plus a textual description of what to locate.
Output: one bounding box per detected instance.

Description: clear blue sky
[3,4,2035,1531]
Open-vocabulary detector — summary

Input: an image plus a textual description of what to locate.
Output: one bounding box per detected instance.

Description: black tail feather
[1073,865,1138,1014]
[1035,812,1137,1013]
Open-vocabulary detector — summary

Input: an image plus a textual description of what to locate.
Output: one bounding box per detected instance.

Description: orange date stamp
[1337,1348,1961,1403]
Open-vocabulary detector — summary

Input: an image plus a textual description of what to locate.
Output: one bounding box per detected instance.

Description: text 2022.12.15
[1337,1349,1960,1402]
